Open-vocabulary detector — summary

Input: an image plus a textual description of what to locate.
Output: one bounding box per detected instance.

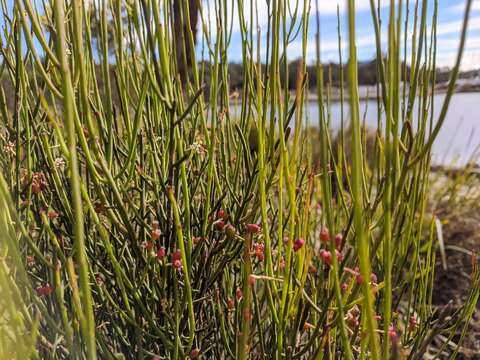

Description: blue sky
[205,0,480,69]
[2,0,479,70]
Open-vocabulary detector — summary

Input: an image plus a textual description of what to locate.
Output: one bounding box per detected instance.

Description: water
[302,92,479,166]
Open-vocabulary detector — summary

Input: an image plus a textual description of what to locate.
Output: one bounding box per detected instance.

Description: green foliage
[0,0,478,359]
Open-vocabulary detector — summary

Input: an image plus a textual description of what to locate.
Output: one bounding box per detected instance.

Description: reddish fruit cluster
[253,242,265,261]
[142,241,154,251]
[36,283,53,297]
[236,287,243,300]
[172,250,182,269]
[388,325,397,341]
[246,223,261,234]
[320,227,330,243]
[189,348,200,359]
[319,249,332,265]
[217,209,228,221]
[214,220,225,231]
[157,246,166,260]
[227,298,235,310]
[47,210,59,220]
[151,228,161,240]
[293,238,305,252]
[31,172,47,194]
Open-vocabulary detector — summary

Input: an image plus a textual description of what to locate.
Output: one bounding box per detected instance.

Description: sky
[204,0,480,70]
[1,0,479,70]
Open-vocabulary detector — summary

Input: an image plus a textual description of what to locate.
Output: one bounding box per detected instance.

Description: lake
[302,92,479,166]
[229,92,478,165]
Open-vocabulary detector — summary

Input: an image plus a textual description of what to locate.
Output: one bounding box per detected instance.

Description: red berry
[320,227,330,243]
[227,298,235,310]
[36,284,53,297]
[236,287,243,300]
[214,220,225,231]
[334,233,343,248]
[190,348,200,359]
[341,283,348,292]
[388,326,397,341]
[47,210,59,220]
[157,247,166,260]
[254,243,265,261]
[172,250,182,269]
[217,209,228,221]
[293,238,305,252]
[319,249,332,265]
[246,223,261,234]
[151,228,161,240]
[142,241,154,251]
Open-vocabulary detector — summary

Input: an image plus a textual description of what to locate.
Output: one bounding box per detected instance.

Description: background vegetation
[0,0,478,359]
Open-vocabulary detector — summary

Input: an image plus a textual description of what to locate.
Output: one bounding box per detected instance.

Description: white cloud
[434,17,480,36]
[450,0,480,13]
[435,48,480,70]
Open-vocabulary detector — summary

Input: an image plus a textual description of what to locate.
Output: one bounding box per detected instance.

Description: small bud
[341,282,348,292]
[293,238,305,252]
[190,348,200,359]
[335,249,344,262]
[409,315,417,331]
[334,233,343,249]
[227,298,235,310]
[172,250,182,269]
[151,228,161,240]
[47,210,59,220]
[36,284,53,297]
[370,273,378,285]
[225,224,236,238]
[142,241,154,251]
[157,247,166,260]
[319,249,332,265]
[214,220,225,231]
[320,227,330,243]
[388,326,397,341]
[254,243,265,261]
[236,287,243,300]
[246,223,261,234]
[217,209,228,221]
